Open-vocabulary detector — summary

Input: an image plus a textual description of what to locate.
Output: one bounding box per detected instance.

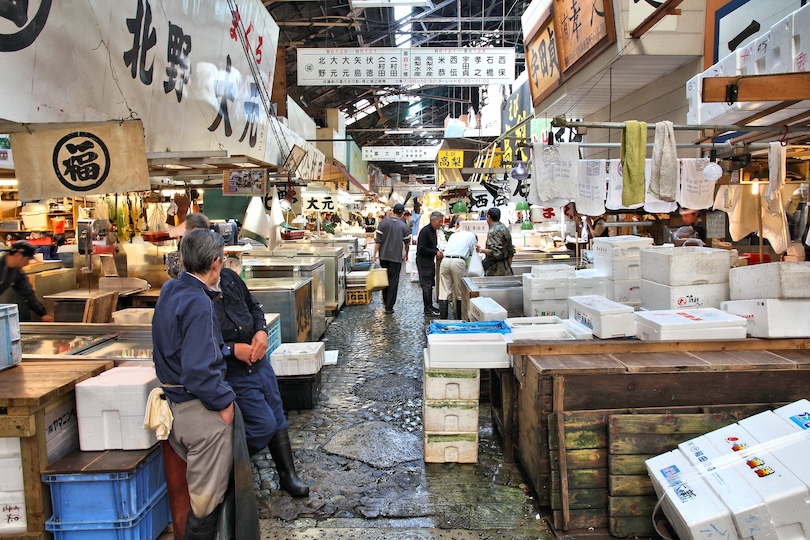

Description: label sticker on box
[788,412,810,430]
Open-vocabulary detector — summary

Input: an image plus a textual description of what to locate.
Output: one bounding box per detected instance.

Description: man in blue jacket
[152,228,236,539]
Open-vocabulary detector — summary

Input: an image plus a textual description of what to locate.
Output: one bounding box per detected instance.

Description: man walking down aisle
[373,203,412,313]
[416,211,444,317]
[439,220,478,319]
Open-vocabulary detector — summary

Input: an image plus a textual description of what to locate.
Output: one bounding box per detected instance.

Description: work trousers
[379,259,402,311]
[168,399,234,517]
[439,258,467,301]
[228,362,287,452]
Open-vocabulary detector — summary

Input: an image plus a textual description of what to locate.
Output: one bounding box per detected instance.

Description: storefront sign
[501,75,532,165]
[552,0,615,72]
[524,13,562,106]
[223,168,266,196]
[460,220,489,234]
[437,150,464,169]
[0,135,12,169]
[301,192,338,212]
[10,120,150,200]
[297,47,516,86]
[362,146,439,162]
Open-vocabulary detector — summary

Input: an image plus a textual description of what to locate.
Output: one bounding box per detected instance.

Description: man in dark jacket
[416,211,444,317]
[373,203,412,314]
[0,241,54,322]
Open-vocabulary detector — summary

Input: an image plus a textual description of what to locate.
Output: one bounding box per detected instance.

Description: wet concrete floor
[253,268,556,540]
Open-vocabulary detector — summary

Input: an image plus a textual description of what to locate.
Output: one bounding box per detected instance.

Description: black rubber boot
[438,300,449,319]
[455,300,463,320]
[185,510,219,540]
[268,428,310,498]
[422,287,439,316]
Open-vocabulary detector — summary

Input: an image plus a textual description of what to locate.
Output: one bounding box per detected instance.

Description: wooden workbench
[500,338,810,536]
[0,361,112,539]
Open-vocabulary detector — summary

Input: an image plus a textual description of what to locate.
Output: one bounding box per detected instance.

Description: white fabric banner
[10,121,150,201]
[677,158,716,210]
[529,142,578,205]
[575,159,606,216]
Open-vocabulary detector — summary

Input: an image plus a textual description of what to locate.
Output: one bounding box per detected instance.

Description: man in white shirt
[438,220,478,319]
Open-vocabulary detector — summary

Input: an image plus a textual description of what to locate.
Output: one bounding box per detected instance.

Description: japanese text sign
[362,146,439,162]
[525,15,562,106]
[223,168,266,196]
[552,0,615,72]
[437,150,465,169]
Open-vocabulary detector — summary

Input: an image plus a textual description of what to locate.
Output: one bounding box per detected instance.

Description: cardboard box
[721,299,810,338]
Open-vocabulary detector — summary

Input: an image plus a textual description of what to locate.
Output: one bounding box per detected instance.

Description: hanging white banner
[10,121,150,201]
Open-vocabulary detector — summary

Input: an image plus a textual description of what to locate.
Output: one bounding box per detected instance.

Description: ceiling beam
[702,73,810,103]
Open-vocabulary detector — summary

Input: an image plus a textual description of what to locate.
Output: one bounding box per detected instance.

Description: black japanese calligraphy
[124,0,157,85]
[0,0,51,52]
[208,55,235,137]
[164,22,192,102]
[52,132,110,192]
[240,81,260,147]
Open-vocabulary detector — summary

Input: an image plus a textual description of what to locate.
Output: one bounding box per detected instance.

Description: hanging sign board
[297,48,516,86]
[552,0,616,74]
[0,135,12,170]
[361,146,439,162]
[437,150,464,169]
[10,120,150,201]
[301,192,338,212]
[524,13,562,106]
[460,220,489,234]
[223,168,266,196]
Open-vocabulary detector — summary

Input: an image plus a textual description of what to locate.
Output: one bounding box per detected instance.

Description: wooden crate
[345,287,370,306]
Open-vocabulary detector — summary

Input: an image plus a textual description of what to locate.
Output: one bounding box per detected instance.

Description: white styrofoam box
[569,269,607,297]
[686,74,702,125]
[635,308,747,341]
[640,279,729,311]
[76,366,159,451]
[530,264,575,278]
[592,235,654,259]
[794,4,810,72]
[270,342,325,376]
[423,400,479,433]
[426,333,509,369]
[768,14,794,74]
[0,456,23,492]
[324,350,338,366]
[646,450,737,540]
[506,316,592,340]
[423,349,480,400]
[424,433,478,463]
[0,437,20,459]
[44,398,78,463]
[773,400,810,432]
[593,255,640,281]
[739,410,810,489]
[522,273,569,301]
[111,308,154,324]
[729,262,810,300]
[721,299,810,338]
[739,32,769,76]
[468,296,508,321]
[523,298,568,319]
[679,436,777,540]
[568,295,635,339]
[0,491,26,533]
[504,323,576,341]
[703,424,810,539]
[563,319,594,340]
[641,246,732,286]
[606,279,641,304]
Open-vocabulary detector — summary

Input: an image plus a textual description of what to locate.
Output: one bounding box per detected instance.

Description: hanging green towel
[621,120,647,207]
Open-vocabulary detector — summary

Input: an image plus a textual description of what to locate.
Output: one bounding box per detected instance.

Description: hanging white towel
[143,388,173,441]
[649,120,678,201]
[606,159,643,211]
[575,159,607,216]
[529,142,579,205]
[766,141,786,214]
[713,184,791,254]
[677,158,716,210]
[644,159,678,213]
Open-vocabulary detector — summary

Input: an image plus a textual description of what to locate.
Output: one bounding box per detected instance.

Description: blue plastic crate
[43,446,165,522]
[266,317,282,357]
[46,485,170,540]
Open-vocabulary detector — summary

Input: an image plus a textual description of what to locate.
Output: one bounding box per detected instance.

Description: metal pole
[551,117,810,135]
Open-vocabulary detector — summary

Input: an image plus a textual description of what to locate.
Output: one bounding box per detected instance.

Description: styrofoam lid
[569,295,634,314]
[773,400,810,431]
[470,297,506,311]
[573,268,605,279]
[428,333,507,344]
[506,316,565,328]
[634,308,747,329]
[593,235,654,246]
[272,342,324,355]
[79,366,158,386]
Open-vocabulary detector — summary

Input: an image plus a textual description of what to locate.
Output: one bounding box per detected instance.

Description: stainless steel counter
[244,277,313,343]
[460,276,524,321]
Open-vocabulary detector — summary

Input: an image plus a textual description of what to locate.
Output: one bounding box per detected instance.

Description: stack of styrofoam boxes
[0,438,26,534]
[634,308,748,341]
[522,264,575,318]
[593,236,653,309]
[76,366,160,451]
[647,400,810,540]
[640,247,732,311]
[0,304,21,373]
[568,296,636,339]
[468,296,508,322]
[721,262,810,338]
[269,342,325,376]
[422,348,481,463]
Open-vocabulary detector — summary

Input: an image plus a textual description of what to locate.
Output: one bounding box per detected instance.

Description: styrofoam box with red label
[530,263,575,278]
[606,279,641,304]
[270,342,325,376]
[568,295,635,339]
[740,32,769,76]
[523,298,568,319]
[423,400,479,433]
[426,333,509,369]
[569,269,608,297]
[468,296,508,321]
[76,367,159,451]
[634,308,747,341]
[423,349,480,401]
[721,299,810,338]
[640,247,732,286]
[640,279,729,311]
[594,255,641,281]
[0,490,27,533]
[768,13,794,74]
[522,273,569,301]
[729,262,810,300]
[773,400,810,432]
[794,4,810,72]
[702,424,810,538]
[424,432,478,463]
[679,436,778,540]
[646,450,737,540]
[592,235,654,258]
[739,411,810,490]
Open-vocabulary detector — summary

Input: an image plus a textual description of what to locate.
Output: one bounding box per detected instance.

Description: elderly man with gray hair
[416,210,444,317]
[438,219,478,319]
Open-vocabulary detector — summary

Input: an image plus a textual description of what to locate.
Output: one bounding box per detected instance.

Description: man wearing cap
[373,203,412,314]
[416,211,444,317]
[0,241,54,322]
[678,208,707,243]
[477,208,515,276]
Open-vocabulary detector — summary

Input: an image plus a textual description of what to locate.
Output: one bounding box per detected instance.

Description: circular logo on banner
[0,0,53,52]
[52,131,111,192]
